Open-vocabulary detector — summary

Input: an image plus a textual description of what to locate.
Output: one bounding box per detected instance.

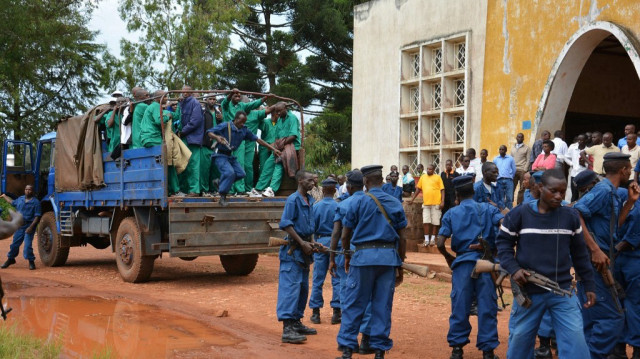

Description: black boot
[359,334,375,354]
[331,307,341,325]
[632,346,640,359]
[374,349,385,359]
[608,343,629,359]
[28,261,35,270]
[534,336,552,359]
[450,346,464,359]
[310,308,321,324]
[483,349,499,359]
[336,347,352,359]
[292,319,317,335]
[470,300,478,316]
[219,194,228,207]
[1,258,15,269]
[281,320,306,344]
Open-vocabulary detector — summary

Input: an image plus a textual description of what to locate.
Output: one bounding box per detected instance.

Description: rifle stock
[474,259,501,274]
[402,263,429,277]
[268,237,289,247]
[601,267,624,313]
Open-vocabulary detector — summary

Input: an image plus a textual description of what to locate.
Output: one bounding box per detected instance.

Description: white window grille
[455,80,465,106]
[410,120,418,147]
[455,42,466,69]
[412,53,420,78]
[410,86,420,112]
[408,153,418,175]
[454,115,465,143]
[453,151,464,167]
[431,153,441,173]
[431,117,441,145]
[431,48,442,74]
[431,83,441,110]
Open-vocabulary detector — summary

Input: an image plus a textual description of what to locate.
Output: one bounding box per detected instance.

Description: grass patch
[0,324,61,359]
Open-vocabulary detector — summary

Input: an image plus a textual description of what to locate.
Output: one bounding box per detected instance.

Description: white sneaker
[423,240,429,247]
[172,191,187,197]
[249,188,262,197]
[202,192,214,198]
[262,187,275,197]
[429,238,436,246]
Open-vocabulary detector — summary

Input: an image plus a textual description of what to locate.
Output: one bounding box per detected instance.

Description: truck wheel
[220,254,259,276]
[115,217,155,283]
[37,212,69,267]
[179,256,197,261]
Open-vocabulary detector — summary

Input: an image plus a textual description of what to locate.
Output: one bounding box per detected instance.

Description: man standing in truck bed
[1,185,41,270]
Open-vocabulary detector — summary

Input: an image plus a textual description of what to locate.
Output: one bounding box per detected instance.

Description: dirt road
[0,239,511,359]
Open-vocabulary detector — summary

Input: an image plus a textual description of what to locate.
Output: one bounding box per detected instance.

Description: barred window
[408,153,419,175]
[410,120,418,146]
[430,153,441,173]
[410,86,420,112]
[431,83,441,110]
[455,79,465,107]
[455,42,466,69]
[412,53,420,78]
[431,48,442,74]
[454,115,465,143]
[431,117,441,145]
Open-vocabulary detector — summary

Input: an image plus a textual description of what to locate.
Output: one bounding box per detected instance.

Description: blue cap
[451,175,474,189]
[347,170,363,186]
[321,177,338,187]
[573,169,598,189]
[361,165,383,176]
[532,171,544,183]
[603,152,631,162]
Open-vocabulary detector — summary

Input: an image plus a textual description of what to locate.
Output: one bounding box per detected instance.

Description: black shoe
[632,346,640,359]
[608,343,629,359]
[292,319,317,335]
[28,261,35,270]
[1,258,15,269]
[483,350,499,359]
[219,194,228,207]
[535,336,552,359]
[450,346,464,359]
[336,347,352,359]
[281,320,306,344]
[359,334,375,355]
[374,349,385,359]
[310,308,321,324]
[470,300,478,316]
[331,307,341,325]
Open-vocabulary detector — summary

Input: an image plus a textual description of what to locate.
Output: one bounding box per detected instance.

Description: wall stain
[502,0,511,74]
[572,0,608,27]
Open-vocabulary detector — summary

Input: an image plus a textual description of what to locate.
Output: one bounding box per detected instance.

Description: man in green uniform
[201,95,222,196]
[258,110,279,172]
[130,88,150,149]
[254,102,301,197]
[243,106,274,193]
[140,90,180,195]
[105,97,126,153]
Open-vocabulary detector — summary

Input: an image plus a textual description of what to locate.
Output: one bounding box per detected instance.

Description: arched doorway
[533,22,640,143]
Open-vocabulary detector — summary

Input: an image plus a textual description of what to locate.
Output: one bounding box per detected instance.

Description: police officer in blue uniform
[381,171,403,202]
[337,165,407,359]
[473,162,505,210]
[207,111,280,206]
[1,185,41,270]
[276,170,319,344]
[436,175,502,359]
[309,177,341,325]
[574,152,640,358]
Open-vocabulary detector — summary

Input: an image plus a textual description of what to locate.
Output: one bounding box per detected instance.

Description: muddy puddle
[3,296,242,358]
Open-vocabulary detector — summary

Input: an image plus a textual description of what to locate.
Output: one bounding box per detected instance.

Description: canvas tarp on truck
[55,104,111,191]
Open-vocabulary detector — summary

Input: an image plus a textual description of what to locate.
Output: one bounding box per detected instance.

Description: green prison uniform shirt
[276,110,301,150]
[242,109,267,189]
[140,102,172,148]
[220,97,263,123]
[131,102,149,149]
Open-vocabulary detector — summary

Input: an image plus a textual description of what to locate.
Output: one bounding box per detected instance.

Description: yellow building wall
[480,0,640,152]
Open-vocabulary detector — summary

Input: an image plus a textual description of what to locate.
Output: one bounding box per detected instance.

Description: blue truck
[1,97,302,283]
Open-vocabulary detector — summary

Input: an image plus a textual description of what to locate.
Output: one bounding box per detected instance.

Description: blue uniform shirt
[574,178,622,252]
[13,196,41,225]
[333,191,363,252]
[473,181,505,210]
[523,189,533,203]
[279,191,315,264]
[381,183,403,202]
[313,197,338,239]
[343,188,407,267]
[619,204,640,257]
[208,122,258,153]
[439,199,503,268]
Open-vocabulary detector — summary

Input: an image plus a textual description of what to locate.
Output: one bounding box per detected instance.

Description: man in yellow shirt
[409,164,445,246]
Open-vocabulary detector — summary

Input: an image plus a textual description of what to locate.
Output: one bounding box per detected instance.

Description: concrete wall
[352,0,488,169]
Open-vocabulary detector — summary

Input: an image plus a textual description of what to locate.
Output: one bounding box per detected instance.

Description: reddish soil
[0,239,512,359]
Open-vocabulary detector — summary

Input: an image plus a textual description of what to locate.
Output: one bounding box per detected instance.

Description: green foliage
[0,197,16,221]
[217,48,265,92]
[0,324,61,359]
[0,0,109,143]
[304,108,351,174]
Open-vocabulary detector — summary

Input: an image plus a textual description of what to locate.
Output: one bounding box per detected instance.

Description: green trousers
[258,146,271,172]
[231,142,246,193]
[168,165,180,195]
[179,143,201,194]
[255,153,283,192]
[200,147,220,193]
[244,142,256,189]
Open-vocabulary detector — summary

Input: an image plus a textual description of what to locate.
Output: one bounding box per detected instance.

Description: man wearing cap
[436,175,503,359]
[276,170,318,344]
[308,178,340,325]
[382,171,403,203]
[498,169,597,359]
[178,85,205,197]
[473,162,505,210]
[337,165,407,359]
[573,152,640,358]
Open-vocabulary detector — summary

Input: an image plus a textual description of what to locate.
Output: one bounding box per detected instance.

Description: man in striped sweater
[496,169,597,359]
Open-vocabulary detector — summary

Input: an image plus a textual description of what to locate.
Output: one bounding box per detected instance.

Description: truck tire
[115,217,155,283]
[179,256,197,261]
[220,254,259,276]
[37,212,69,267]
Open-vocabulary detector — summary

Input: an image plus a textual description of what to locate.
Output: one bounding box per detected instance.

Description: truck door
[1,140,35,199]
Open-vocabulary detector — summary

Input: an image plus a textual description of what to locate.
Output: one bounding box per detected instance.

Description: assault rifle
[268,237,430,277]
[600,267,625,313]
[469,239,509,310]
[474,259,573,309]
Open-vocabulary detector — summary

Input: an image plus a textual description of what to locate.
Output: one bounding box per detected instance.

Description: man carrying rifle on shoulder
[497,169,597,359]
[573,152,640,358]
[436,175,503,359]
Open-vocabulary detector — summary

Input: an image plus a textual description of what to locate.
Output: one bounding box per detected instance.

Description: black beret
[321,177,338,186]
[347,170,363,186]
[573,170,598,189]
[452,175,474,189]
[603,152,631,162]
[360,165,383,176]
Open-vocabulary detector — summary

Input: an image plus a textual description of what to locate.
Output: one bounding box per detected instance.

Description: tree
[304,107,352,174]
[0,1,109,143]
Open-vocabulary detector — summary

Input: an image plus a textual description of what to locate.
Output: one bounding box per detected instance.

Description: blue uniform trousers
[537,311,555,337]
[336,254,371,334]
[276,260,309,321]
[448,261,499,351]
[309,236,340,309]
[508,292,589,359]
[214,155,246,195]
[614,253,640,347]
[577,268,625,358]
[337,265,395,351]
[497,178,514,209]
[8,225,35,261]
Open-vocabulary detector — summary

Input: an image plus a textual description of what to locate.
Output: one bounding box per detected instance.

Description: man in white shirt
[467,148,483,183]
[622,133,640,182]
[551,130,568,170]
[564,134,587,202]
